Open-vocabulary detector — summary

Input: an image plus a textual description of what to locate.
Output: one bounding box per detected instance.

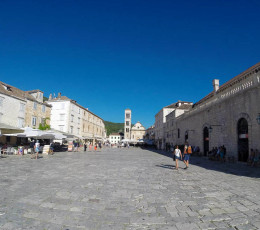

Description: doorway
[203,127,209,156]
[237,118,249,162]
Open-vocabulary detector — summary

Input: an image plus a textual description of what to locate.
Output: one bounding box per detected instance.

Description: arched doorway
[185,131,188,143]
[237,118,249,162]
[203,127,209,156]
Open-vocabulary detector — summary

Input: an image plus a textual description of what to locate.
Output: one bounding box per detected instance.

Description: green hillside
[104,121,124,136]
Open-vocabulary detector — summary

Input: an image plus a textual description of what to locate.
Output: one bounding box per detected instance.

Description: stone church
[124,109,146,141]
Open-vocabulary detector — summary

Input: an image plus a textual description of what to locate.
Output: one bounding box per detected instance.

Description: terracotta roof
[165,101,193,109]
[48,96,71,101]
[26,89,43,93]
[193,62,260,107]
[0,81,50,106]
[177,104,193,110]
[110,133,121,136]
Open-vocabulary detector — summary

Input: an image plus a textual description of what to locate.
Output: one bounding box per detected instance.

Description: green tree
[38,117,51,130]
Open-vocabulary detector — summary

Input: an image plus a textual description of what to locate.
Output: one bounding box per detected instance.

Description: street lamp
[256,113,260,125]
[209,125,222,133]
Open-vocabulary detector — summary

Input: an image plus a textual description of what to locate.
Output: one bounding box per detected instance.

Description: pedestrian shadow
[156,164,176,170]
[144,147,260,179]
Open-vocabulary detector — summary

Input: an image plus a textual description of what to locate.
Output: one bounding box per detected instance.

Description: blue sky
[0,0,260,128]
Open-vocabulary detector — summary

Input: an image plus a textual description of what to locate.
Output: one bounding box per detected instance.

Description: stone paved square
[0,148,260,230]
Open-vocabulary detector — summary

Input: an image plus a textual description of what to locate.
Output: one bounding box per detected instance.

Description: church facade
[124,109,146,141]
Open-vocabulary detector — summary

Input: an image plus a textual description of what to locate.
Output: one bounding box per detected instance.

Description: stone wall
[25,100,51,128]
[167,69,260,160]
[0,93,26,128]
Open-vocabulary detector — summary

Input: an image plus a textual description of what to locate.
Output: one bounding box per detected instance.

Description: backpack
[188,146,192,154]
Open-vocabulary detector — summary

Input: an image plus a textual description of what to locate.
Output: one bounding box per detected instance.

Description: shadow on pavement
[156,164,175,170]
[143,147,260,179]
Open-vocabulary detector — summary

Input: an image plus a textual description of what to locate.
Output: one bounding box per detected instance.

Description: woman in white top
[34,140,40,159]
[173,145,182,170]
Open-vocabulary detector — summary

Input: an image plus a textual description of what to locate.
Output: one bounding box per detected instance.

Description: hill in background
[104,121,124,136]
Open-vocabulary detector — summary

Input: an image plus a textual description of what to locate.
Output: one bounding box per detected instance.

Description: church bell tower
[124,109,132,139]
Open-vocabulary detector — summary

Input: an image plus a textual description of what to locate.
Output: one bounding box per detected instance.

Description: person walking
[173,145,182,170]
[183,144,189,169]
[73,141,78,152]
[33,140,40,159]
[29,140,35,155]
[50,141,54,155]
[184,144,192,169]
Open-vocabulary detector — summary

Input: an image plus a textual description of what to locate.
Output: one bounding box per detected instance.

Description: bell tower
[124,109,132,139]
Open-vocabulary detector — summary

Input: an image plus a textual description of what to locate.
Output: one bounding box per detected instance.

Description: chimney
[213,79,219,92]
[177,100,181,107]
[49,93,52,100]
[58,92,61,98]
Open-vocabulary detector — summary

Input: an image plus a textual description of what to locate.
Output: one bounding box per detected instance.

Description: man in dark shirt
[30,140,35,154]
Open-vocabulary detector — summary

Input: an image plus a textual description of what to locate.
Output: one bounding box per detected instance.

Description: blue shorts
[184,154,190,161]
[175,156,181,160]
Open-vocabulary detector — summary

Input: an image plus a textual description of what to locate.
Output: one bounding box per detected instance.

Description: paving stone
[0,148,259,229]
[176,222,199,230]
[196,222,216,229]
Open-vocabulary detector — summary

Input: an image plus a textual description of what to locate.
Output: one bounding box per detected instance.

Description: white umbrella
[122,138,131,142]
[21,127,55,139]
[46,130,66,140]
[4,133,26,137]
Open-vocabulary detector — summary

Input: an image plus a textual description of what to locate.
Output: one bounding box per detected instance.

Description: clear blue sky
[0,0,259,128]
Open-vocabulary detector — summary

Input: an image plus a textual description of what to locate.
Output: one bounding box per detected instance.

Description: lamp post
[209,125,222,133]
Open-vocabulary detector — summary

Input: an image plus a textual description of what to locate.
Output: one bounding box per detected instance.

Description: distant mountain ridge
[104,121,124,136]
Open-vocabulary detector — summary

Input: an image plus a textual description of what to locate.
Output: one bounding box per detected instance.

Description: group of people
[29,140,41,159]
[173,144,192,170]
[208,145,227,162]
[82,142,102,152]
[248,149,259,167]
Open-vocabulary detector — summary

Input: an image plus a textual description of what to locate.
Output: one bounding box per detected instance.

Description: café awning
[0,123,23,135]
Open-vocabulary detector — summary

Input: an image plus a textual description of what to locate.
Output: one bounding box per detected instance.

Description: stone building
[144,125,155,141]
[166,63,260,162]
[155,101,192,149]
[109,133,123,144]
[124,109,146,141]
[81,106,105,143]
[24,90,51,128]
[0,81,51,144]
[131,122,146,141]
[0,82,51,130]
[0,81,27,129]
[165,101,193,149]
[47,93,105,144]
